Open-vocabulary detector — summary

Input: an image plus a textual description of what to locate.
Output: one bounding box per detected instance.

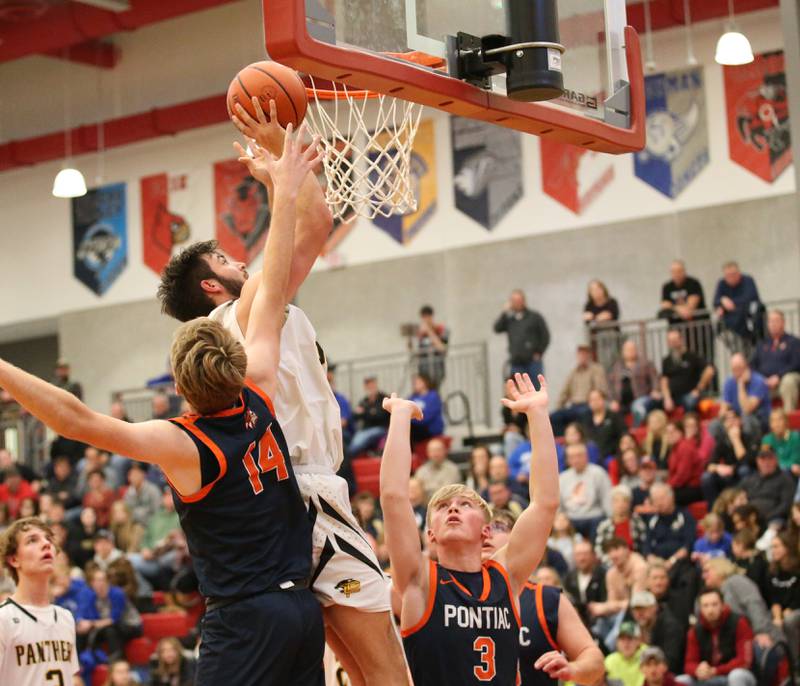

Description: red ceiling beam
[625,0,779,34]
[43,39,121,69]
[0,93,229,172]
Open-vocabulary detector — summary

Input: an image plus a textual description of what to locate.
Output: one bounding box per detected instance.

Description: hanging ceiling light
[683,0,698,66]
[643,0,656,72]
[53,46,87,199]
[715,0,754,66]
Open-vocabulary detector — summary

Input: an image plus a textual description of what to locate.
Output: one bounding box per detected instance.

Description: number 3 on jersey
[473,636,496,681]
[243,426,289,494]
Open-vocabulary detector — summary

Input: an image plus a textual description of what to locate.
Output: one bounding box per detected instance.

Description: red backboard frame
[263,0,645,154]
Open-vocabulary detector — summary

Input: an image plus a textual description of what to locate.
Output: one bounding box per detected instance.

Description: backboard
[263,0,644,153]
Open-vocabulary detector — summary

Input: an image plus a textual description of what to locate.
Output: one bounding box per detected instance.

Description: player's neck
[437,543,483,573]
[12,575,51,608]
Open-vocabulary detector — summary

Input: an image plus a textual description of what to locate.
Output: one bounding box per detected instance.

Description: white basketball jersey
[208,300,344,473]
[0,600,80,686]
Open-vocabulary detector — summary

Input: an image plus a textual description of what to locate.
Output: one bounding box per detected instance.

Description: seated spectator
[643,410,670,470]
[349,376,390,456]
[532,566,562,588]
[149,636,196,686]
[583,279,620,329]
[92,528,124,571]
[641,646,679,686]
[596,538,648,651]
[76,446,120,494]
[710,354,770,441]
[82,469,116,528]
[731,529,770,605]
[123,462,162,527]
[486,480,525,518]
[486,454,528,501]
[563,539,607,627]
[52,552,88,618]
[633,457,659,515]
[415,304,449,388]
[548,510,583,569]
[645,484,696,571]
[129,489,182,591]
[605,621,647,686]
[559,443,612,539]
[408,477,426,533]
[665,421,704,506]
[414,438,460,500]
[767,532,800,671]
[659,260,709,326]
[408,373,444,444]
[702,411,759,508]
[0,466,38,520]
[683,412,715,464]
[692,513,732,562]
[352,492,386,565]
[0,447,40,485]
[618,448,643,490]
[762,408,800,476]
[465,444,491,492]
[678,587,756,686]
[740,446,794,528]
[109,501,144,554]
[713,487,748,532]
[554,422,602,473]
[647,560,691,630]
[609,341,662,426]
[660,329,716,415]
[630,590,685,676]
[501,404,529,459]
[731,505,765,545]
[18,497,37,519]
[750,309,800,411]
[104,659,139,686]
[76,567,143,661]
[107,556,151,614]
[786,502,800,556]
[584,389,627,459]
[44,455,81,510]
[595,485,648,561]
[67,506,99,570]
[713,261,763,348]
[551,345,608,436]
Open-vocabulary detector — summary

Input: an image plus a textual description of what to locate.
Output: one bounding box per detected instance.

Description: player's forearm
[254,193,297,329]
[380,408,416,498]
[526,406,559,511]
[568,646,605,686]
[0,359,93,440]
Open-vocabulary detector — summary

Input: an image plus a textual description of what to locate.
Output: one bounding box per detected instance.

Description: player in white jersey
[157,99,407,686]
[0,518,81,686]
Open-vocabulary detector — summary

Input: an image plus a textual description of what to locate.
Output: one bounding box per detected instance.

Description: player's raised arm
[493,373,559,592]
[379,394,427,595]
[240,124,323,397]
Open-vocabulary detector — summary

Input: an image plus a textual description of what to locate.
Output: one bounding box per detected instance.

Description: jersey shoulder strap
[166,415,227,502]
[524,582,559,650]
[400,558,438,638]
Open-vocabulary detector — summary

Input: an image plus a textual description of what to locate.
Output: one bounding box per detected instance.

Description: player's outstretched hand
[232,98,284,155]
[535,651,572,681]
[382,393,423,421]
[501,373,548,414]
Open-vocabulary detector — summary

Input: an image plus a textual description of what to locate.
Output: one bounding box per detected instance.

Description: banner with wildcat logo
[140,172,193,275]
[451,116,522,230]
[724,50,792,182]
[635,66,709,198]
[72,182,127,296]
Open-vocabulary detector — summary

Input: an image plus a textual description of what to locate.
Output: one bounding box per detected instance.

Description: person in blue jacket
[408,374,444,443]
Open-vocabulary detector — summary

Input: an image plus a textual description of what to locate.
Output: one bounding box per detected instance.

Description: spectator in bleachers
[408,373,444,444]
[702,411,759,508]
[413,438,460,500]
[584,389,626,460]
[548,510,583,569]
[352,492,387,566]
[619,448,643,490]
[659,260,709,326]
[149,636,196,686]
[123,462,161,527]
[501,404,529,458]
[0,466,37,520]
[633,456,658,514]
[583,279,620,329]
[109,501,143,554]
[604,621,646,686]
[487,453,527,501]
[109,400,131,423]
[17,497,37,519]
[740,446,794,528]
[52,552,87,617]
[641,647,679,686]
[150,392,171,421]
[487,480,525,519]
[595,485,648,561]
[77,446,120,494]
[532,566,562,588]
[762,408,800,476]
[0,447,40,485]
[647,560,691,629]
[683,413,715,464]
[767,533,800,671]
[465,444,491,492]
[665,421,704,506]
[717,354,771,440]
[564,539,607,627]
[555,423,602,473]
[326,364,353,447]
[129,489,181,591]
[67,506,99,570]
[643,410,670,470]
[349,376,390,456]
[92,528,124,572]
[53,359,83,400]
[493,288,550,381]
[731,528,771,605]
[661,329,716,415]
[630,591,685,676]
[608,341,661,427]
[82,469,115,528]
[415,305,449,388]
[559,443,612,540]
[44,455,81,511]
[408,477,426,533]
[750,310,800,412]
[678,587,756,686]
[76,567,143,661]
[692,513,732,562]
[104,659,139,686]
[713,262,764,349]
[551,345,608,436]
[645,484,696,571]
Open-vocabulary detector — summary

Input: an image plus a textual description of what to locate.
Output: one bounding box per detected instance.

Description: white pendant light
[715,0,754,66]
[643,0,657,72]
[683,0,698,66]
[53,168,88,198]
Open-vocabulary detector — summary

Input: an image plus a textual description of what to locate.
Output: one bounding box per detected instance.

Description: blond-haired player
[0,518,82,686]
[380,373,559,685]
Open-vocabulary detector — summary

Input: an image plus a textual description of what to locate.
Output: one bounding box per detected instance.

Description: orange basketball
[227,61,308,130]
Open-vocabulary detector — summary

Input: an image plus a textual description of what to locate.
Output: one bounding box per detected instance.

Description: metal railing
[0,402,48,473]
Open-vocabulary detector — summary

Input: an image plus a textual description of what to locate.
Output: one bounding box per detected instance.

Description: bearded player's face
[204,251,248,297]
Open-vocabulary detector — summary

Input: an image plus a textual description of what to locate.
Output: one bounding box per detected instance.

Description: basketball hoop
[304,53,442,220]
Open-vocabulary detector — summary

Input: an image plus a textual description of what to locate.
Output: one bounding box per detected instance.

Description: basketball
[227,61,308,129]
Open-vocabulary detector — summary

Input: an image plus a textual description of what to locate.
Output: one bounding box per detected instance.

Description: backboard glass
[264,0,644,153]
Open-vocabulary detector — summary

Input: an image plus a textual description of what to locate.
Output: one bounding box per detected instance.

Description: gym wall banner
[140,172,192,275]
[213,158,271,266]
[372,119,438,245]
[724,50,792,183]
[634,66,709,198]
[450,116,523,230]
[540,139,614,214]
[72,182,128,296]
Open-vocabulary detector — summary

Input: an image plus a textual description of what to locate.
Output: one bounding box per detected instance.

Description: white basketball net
[305,76,423,220]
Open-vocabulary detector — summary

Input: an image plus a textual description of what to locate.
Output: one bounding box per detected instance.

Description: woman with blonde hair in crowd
[643,410,670,470]
[110,500,144,553]
[104,659,140,686]
[712,487,748,532]
[149,637,196,686]
[548,511,583,570]
[465,444,492,492]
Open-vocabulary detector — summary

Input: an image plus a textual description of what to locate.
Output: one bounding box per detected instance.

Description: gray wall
[51,193,798,422]
[0,336,58,381]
